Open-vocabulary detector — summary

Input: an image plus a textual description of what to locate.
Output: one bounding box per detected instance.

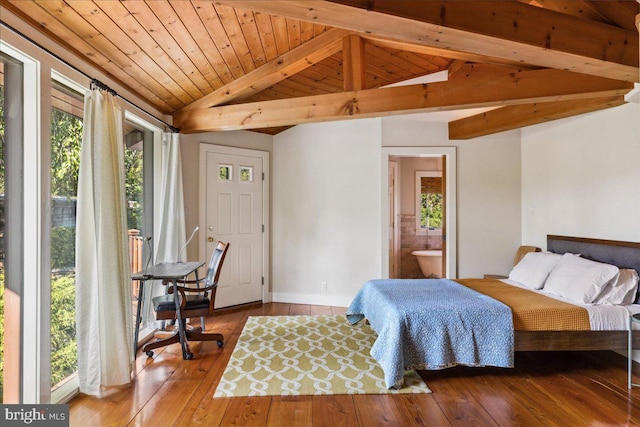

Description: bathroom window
[415,171,443,235]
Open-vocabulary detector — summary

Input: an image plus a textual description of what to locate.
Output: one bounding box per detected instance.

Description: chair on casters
[144,241,230,358]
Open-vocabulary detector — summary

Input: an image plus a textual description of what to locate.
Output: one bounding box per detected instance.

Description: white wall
[396,156,442,216]
[179,131,273,262]
[382,116,523,279]
[521,102,640,248]
[521,102,640,363]
[268,115,522,306]
[272,119,383,306]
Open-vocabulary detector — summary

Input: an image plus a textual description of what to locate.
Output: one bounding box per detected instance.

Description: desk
[132,261,204,360]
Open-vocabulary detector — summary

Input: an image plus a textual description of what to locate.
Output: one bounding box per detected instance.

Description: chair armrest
[161,277,217,294]
[175,282,218,294]
[161,277,203,286]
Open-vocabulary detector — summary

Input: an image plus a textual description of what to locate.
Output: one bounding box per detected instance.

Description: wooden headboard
[547,235,640,302]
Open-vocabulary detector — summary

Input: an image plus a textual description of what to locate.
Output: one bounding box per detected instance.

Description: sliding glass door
[0,42,39,403]
[49,79,84,398]
[1,32,162,403]
[124,116,155,344]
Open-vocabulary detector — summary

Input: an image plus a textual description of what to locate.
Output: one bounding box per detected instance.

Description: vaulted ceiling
[3,0,638,138]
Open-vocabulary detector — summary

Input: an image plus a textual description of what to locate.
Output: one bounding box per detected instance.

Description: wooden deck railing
[128,229,143,300]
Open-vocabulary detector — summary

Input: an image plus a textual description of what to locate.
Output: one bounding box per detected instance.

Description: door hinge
[261,277,265,285]
[262,172,265,181]
[262,224,265,233]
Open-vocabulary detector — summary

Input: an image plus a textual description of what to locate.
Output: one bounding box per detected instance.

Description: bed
[346,235,640,388]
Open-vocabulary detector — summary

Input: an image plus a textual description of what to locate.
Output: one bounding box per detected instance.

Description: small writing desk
[131,261,204,360]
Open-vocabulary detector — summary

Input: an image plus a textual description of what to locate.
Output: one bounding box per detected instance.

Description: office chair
[143,241,230,358]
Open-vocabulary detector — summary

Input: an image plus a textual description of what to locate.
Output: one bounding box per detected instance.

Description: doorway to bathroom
[382,147,457,279]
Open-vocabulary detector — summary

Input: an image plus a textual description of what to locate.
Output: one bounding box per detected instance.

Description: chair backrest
[205,241,230,287]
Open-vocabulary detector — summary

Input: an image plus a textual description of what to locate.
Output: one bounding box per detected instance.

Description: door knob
[208,237,214,242]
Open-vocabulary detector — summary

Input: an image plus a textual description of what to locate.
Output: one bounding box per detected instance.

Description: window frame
[0,37,42,404]
[48,69,86,404]
[414,171,443,236]
[124,111,162,347]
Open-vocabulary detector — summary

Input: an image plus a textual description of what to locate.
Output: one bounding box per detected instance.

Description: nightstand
[629,313,640,389]
[483,274,508,280]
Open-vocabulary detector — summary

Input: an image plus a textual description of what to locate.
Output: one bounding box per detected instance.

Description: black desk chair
[143,241,230,358]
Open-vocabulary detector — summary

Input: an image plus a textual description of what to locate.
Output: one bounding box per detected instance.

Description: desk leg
[172,280,193,360]
[133,280,144,358]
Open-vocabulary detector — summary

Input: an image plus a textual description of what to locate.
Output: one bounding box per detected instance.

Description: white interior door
[200,145,265,307]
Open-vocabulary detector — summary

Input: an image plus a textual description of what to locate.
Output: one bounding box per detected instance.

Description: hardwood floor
[70,303,640,426]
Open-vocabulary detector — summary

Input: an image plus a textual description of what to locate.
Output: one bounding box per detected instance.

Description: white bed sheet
[500,279,640,330]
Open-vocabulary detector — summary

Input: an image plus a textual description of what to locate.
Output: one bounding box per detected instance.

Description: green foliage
[125,149,144,231]
[51,108,82,198]
[51,227,76,270]
[50,273,76,387]
[219,165,231,180]
[421,193,443,229]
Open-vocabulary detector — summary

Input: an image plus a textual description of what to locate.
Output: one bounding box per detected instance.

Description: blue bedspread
[346,279,514,389]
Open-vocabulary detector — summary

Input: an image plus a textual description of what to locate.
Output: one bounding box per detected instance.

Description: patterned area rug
[214,315,431,397]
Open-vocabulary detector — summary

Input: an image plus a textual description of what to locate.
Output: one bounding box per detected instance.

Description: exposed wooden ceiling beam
[449,96,627,140]
[447,60,467,79]
[218,0,638,82]
[586,0,640,32]
[343,34,366,91]
[173,65,633,133]
[364,36,539,70]
[520,0,614,27]
[180,27,351,111]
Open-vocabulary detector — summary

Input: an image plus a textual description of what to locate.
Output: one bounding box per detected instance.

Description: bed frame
[514,235,640,351]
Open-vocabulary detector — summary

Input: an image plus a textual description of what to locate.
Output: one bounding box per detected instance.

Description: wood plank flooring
[69,303,640,426]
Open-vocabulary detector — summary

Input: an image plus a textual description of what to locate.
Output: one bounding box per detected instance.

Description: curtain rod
[1,20,180,133]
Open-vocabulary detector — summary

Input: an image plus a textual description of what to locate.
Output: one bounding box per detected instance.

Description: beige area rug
[213,315,431,397]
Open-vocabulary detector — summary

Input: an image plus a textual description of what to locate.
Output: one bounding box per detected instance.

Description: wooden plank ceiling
[3,0,638,138]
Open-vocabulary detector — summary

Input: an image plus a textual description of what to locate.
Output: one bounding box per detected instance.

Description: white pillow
[543,253,620,304]
[508,251,562,290]
[593,269,639,305]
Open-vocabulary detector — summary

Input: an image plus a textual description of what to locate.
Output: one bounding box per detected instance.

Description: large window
[124,117,154,337]
[49,79,83,395]
[1,31,162,403]
[0,51,25,404]
[0,42,38,404]
[415,171,443,234]
[0,53,6,404]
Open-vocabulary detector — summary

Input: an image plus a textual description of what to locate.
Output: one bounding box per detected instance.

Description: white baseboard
[271,292,352,308]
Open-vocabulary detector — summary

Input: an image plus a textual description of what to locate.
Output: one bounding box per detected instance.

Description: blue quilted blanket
[346,279,514,389]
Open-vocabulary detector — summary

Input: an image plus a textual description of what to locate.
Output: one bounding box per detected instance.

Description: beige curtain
[75,89,133,395]
[147,132,187,315]
[154,132,186,264]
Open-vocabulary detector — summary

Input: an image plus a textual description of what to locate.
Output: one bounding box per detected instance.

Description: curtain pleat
[155,132,186,264]
[149,133,187,308]
[75,89,133,396]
